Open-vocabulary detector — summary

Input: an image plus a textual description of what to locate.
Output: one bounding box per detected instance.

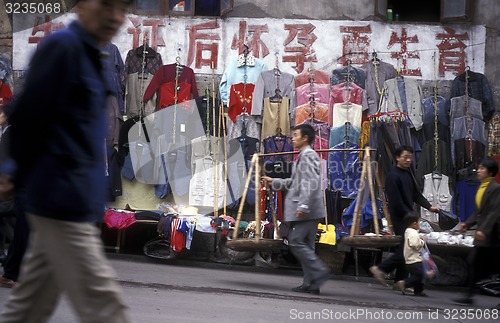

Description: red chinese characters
[436,27,469,77]
[231,20,270,58]
[282,23,318,74]
[187,21,221,69]
[387,28,422,76]
[28,16,64,44]
[340,25,372,65]
[127,17,165,50]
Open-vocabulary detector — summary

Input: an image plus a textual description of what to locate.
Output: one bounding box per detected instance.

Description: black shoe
[292,284,320,295]
[452,297,473,305]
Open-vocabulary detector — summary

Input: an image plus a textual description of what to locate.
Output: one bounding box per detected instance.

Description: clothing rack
[172,49,181,145]
[258,147,376,157]
[308,66,316,122]
[240,44,250,136]
[432,53,441,177]
[270,53,283,136]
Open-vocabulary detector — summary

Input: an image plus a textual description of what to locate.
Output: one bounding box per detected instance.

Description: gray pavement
[1,254,499,322]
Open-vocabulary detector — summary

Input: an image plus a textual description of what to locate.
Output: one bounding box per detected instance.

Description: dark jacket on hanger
[102,43,125,114]
[451,71,495,121]
[331,65,366,89]
[121,45,162,87]
[361,60,397,114]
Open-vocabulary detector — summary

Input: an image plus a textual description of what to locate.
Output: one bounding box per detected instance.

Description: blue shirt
[9,21,108,222]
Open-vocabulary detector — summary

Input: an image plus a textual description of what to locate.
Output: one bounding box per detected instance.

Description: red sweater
[143,64,198,103]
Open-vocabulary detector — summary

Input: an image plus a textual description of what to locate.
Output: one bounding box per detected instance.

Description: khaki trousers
[1,214,131,323]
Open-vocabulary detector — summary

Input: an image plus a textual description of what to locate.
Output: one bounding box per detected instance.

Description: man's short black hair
[404,212,420,228]
[479,157,499,177]
[294,123,315,145]
[394,145,413,158]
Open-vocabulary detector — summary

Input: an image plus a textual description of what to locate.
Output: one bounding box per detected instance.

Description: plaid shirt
[451,71,495,120]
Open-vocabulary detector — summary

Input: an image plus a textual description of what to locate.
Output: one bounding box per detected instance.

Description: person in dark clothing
[370,146,439,288]
[453,157,500,305]
[1,0,133,322]
[0,102,28,289]
[0,104,15,273]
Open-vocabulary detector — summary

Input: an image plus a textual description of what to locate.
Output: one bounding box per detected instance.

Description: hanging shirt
[294,68,330,87]
[331,102,362,129]
[158,81,191,108]
[122,46,162,116]
[251,69,296,120]
[329,141,361,198]
[450,95,483,129]
[102,43,125,114]
[261,97,291,140]
[262,135,294,163]
[228,82,256,122]
[330,82,364,105]
[331,65,366,89]
[384,76,424,130]
[295,83,330,106]
[219,56,267,104]
[421,173,452,223]
[361,60,397,114]
[421,95,450,144]
[294,102,329,125]
[454,138,485,171]
[296,119,330,142]
[263,135,294,178]
[189,158,225,208]
[124,73,157,118]
[143,64,198,105]
[450,70,495,120]
[451,116,487,167]
[329,124,361,148]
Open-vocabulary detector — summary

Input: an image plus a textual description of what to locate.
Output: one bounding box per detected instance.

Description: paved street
[1,254,499,322]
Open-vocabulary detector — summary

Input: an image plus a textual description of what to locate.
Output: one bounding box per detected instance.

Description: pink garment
[330,82,363,105]
[294,69,330,87]
[104,209,137,229]
[295,83,330,106]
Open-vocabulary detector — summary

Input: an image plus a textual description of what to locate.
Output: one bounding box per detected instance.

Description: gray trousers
[288,219,329,287]
[0,214,131,323]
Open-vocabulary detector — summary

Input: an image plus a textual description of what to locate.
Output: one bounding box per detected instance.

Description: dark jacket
[9,21,108,222]
[465,180,500,248]
[385,166,432,235]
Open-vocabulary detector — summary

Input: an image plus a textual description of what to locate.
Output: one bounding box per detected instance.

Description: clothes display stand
[227,153,284,252]
[342,147,400,248]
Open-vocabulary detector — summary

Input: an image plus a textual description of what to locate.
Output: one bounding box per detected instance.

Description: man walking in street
[262,124,330,295]
[1,0,133,322]
[370,146,439,289]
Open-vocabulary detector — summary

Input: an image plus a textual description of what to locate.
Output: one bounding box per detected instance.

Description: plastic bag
[421,243,438,281]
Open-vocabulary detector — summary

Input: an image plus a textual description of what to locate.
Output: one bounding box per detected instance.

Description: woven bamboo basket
[342,235,401,248]
[343,147,400,248]
[227,154,285,252]
[226,238,284,252]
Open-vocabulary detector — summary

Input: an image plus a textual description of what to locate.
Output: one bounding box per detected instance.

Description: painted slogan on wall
[13,14,486,80]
